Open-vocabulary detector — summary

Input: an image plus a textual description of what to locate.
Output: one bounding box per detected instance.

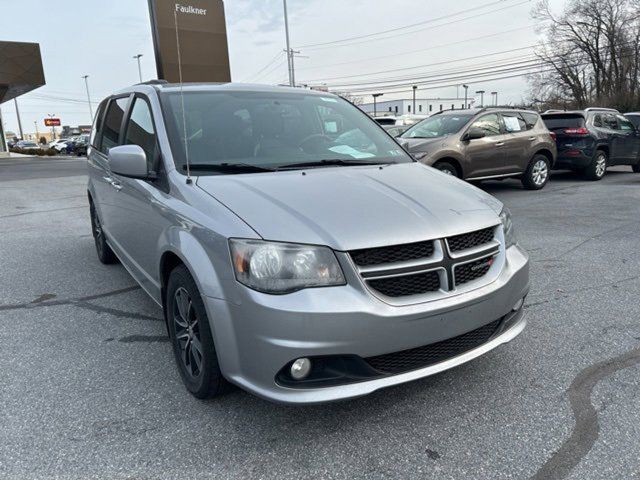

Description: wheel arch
[532,149,555,168]
[432,157,464,178]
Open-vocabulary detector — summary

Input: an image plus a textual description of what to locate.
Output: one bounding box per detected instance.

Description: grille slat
[366,319,502,374]
[350,240,435,267]
[447,227,495,253]
[367,271,440,297]
[454,257,494,286]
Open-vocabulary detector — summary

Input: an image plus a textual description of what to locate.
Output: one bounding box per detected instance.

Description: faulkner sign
[148,0,231,83]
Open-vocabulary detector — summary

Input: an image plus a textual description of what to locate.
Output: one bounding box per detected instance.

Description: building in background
[360,97,474,117]
[0,41,45,153]
[61,125,91,137]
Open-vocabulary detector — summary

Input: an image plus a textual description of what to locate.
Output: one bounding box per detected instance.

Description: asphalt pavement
[1,156,639,479]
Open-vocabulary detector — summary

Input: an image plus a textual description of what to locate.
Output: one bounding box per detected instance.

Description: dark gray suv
[400,108,557,190]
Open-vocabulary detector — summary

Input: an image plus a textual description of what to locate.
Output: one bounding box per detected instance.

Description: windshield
[159,90,411,174]
[401,113,473,139]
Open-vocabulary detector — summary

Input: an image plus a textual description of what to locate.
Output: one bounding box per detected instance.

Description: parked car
[74,134,90,156]
[87,83,529,404]
[15,140,39,149]
[49,139,69,149]
[374,114,426,127]
[382,124,408,137]
[399,108,557,190]
[541,108,640,179]
[624,112,640,129]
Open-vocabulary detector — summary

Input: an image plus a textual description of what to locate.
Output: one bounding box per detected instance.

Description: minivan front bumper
[203,245,529,404]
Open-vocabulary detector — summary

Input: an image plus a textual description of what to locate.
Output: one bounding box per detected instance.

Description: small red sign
[44,118,61,127]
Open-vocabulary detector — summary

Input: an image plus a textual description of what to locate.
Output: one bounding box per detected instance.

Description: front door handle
[494,142,505,147]
[528,137,536,141]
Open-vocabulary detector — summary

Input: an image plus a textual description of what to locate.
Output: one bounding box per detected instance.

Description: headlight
[499,207,517,248]
[412,152,428,161]
[229,239,345,294]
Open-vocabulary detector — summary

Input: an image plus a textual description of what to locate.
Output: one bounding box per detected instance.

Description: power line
[296,0,525,49]
[240,51,284,82]
[298,0,532,50]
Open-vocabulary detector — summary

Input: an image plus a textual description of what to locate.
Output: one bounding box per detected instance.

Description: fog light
[512,297,525,311]
[290,358,311,380]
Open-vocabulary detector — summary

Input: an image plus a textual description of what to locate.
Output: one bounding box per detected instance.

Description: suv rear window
[541,114,585,130]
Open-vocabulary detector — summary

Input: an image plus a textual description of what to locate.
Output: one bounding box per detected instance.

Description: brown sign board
[44,118,61,127]
[148,0,231,83]
[0,41,45,104]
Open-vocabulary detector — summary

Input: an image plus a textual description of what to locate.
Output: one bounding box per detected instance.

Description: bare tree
[531,0,640,111]
[336,92,364,106]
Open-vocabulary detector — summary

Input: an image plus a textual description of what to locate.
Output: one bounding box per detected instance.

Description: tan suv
[399,108,557,190]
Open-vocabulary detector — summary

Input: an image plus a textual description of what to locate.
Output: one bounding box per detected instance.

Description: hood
[402,137,448,152]
[196,163,502,251]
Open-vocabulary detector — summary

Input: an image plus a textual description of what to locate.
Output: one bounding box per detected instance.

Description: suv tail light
[563,127,588,135]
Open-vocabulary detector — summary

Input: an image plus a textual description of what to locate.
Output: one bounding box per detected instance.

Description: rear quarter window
[520,112,540,130]
[541,115,585,130]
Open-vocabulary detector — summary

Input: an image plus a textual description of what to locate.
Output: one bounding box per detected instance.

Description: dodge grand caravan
[87,82,529,404]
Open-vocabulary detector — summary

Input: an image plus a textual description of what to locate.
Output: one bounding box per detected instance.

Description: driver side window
[469,114,501,137]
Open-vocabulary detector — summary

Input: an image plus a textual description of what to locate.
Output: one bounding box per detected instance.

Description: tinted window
[160,91,411,173]
[541,114,585,130]
[124,98,157,169]
[502,112,527,133]
[90,100,107,148]
[100,97,129,154]
[521,112,539,129]
[401,114,473,139]
[469,113,501,136]
[602,113,618,130]
[616,115,634,132]
[625,114,640,129]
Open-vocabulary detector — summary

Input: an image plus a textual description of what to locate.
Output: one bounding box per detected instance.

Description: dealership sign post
[147,0,231,83]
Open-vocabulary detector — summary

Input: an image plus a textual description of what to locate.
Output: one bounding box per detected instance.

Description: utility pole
[48,113,56,140]
[283,0,295,87]
[412,85,417,114]
[34,121,39,143]
[133,54,144,82]
[82,75,93,121]
[491,91,498,106]
[372,93,383,117]
[463,84,469,109]
[475,90,485,107]
[14,98,24,139]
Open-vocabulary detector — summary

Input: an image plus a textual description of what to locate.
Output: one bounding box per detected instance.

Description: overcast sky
[0,0,567,136]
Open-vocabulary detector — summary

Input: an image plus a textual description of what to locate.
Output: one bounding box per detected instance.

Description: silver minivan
[87,82,529,404]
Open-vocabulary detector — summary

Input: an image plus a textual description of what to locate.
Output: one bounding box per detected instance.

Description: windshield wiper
[276,159,395,170]
[182,163,277,173]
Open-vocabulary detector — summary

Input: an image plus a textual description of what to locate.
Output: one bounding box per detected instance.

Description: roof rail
[584,107,619,113]
[542,109,565,114]
[136,79,169,86]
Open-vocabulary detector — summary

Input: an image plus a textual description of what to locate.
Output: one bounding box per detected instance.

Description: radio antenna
[174,9,192,184]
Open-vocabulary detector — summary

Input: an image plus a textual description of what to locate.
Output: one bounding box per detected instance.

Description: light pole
[491,91,498,106]
[34,121,39,143]
[462,84,469,109]
[13,98,24,139]
[81,75,93,121]
[283,0,295,87]
[133,54,143,82]
[412,85,417,114]
[372,93,384,117]
[475,90,485,107]
[47,113,56,140]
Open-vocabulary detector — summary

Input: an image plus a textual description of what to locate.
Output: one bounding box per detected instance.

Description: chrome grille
[349,225,500,301]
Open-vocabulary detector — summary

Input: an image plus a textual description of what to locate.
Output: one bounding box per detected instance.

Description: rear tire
[433,160,460,178]
[521,155,550,190]
[166,265,230,399]
[90,202,118,264]
[583,150,607,180]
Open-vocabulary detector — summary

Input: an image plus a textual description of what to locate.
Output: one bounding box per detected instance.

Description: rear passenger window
[124,98,157,169]
[502,112,527,132]
[469,114,501,136]
[520,112,539,130]
[602,113,618,130]
[100,97,130,154]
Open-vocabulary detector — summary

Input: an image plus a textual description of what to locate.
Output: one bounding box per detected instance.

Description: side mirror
[463,127,486,141]
[108,145,149,179]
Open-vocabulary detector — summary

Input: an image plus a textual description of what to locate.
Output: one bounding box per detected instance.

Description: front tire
[167,265,229,399]
[583,150,607,180]
[90,202,118,264]
[521,155,550,190]
[433,160,460,178]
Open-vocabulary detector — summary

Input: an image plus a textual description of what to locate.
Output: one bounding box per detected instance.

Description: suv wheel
[433,161,460,178]
[167,265,229,399]
[522,155,550,190]
[584,150,607,180]
[90,202,118,264]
